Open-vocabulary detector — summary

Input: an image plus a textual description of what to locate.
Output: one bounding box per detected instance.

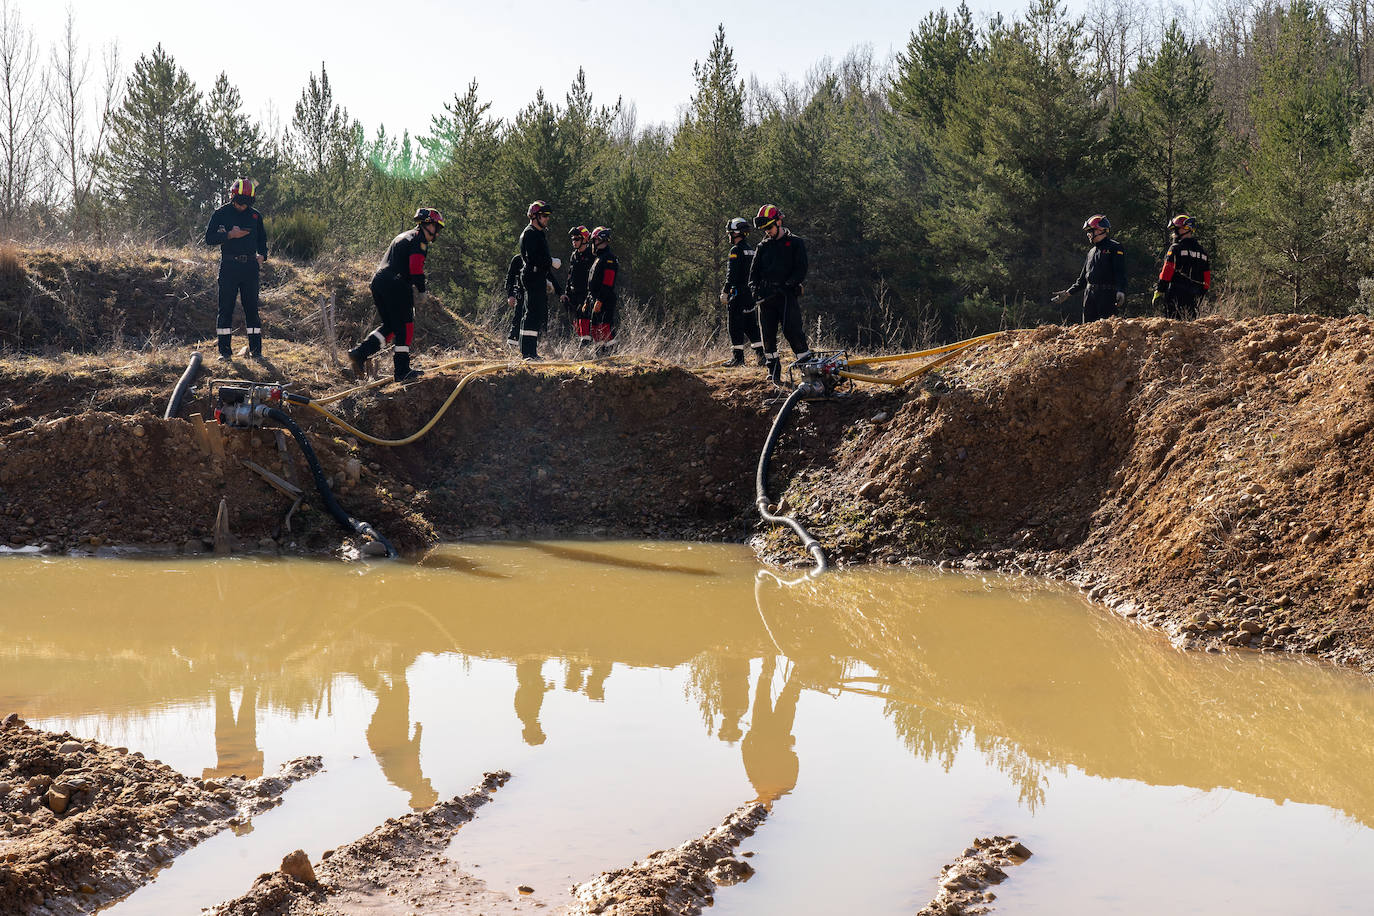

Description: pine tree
[660,25,750,321]
[206,72,273,204]
[97,44,215,238]
[1230,0,1357,312]
[284,63,366,238]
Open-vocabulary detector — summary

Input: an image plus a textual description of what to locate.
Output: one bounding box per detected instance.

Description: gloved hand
[795,283,805,297]
[560,294,570,307]
[1115,291,1126,307]
[551,257,562,270]
[1151,290,1164,308]
[545,279,554,294]
[1050,289,1070,305]
[593,300,603,314]
[507,296,516,308]
[720,291,729,306]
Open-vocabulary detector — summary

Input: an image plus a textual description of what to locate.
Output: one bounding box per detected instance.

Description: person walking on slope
[1052,215,1126,323]
[586,226,619,357]
[1152,214,1211,320]
[563,225,594,347]
[504,253,524,349]
[747,204,811,385]
[721,217,765,366]
[348,208,444,383]
[204,178,268,361]
[518,201,562,361]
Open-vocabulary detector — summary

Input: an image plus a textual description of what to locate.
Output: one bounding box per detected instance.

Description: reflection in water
[515,659,549,746]
[741,657,801,804]
[5,545,1374,833]
[204,683,264,781]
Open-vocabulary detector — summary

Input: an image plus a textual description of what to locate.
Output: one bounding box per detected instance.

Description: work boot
[724,350,746,367]
[523,354,543,362]
[347,352,366,378]
[396,369,424,384]
[767,357,782,385]
[754,347,767,366]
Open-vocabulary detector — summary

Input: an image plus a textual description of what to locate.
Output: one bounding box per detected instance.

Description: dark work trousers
[758,292,811,380]
[728,292,763,354]
[216,260,262,357]
[507,291,526,344]
[1163,288,1201,321]
[350,276,416,380]
[521,283,548,358]
[1082,286,1118,323]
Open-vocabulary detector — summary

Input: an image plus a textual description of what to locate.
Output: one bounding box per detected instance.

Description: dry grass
[0,243,23,282]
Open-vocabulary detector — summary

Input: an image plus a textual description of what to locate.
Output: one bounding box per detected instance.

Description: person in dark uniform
[347,207,444,383]
[586,226,618,357]
[204,178,268,360]
[518,201,562,361]
[1152,214,1211,320]
[721,217,765,366]
[504,254,524,349]
[563,225,594,347]
[747,204,811,384]
[1052,214,1126,322]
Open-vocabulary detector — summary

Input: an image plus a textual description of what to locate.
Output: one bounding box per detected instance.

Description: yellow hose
[844,331,1003,368]
[307,359,591,446]
[837,343,976,386]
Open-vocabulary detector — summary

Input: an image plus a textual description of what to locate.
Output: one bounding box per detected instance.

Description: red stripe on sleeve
[1203,270,1211,291]
[602,269,616,288]
[1159,261,1176,282]
[409,253,425,276]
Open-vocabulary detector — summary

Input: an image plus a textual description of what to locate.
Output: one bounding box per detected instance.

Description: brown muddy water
[3,543,1374,914]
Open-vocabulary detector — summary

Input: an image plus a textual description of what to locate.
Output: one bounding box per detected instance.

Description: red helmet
[229,177,255,199]
[413,207,445,229]
[590,226,611,244]
[754,204,782,230]
[1167,214,1196,234]
[569,225,590,242]
[527,200,552,219]
[1082,214,1110,232]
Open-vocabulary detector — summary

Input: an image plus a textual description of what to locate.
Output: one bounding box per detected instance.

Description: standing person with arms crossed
[721,217,765,366]
[586,227,619,357]
[747,204,811,385]
[563,225,594,347]
[204,178,268,361]
[518,201,562,361]
[347,208,444,384]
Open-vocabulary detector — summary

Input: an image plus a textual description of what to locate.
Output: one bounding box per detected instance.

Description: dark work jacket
[1067,237,1126,296]
[723,239,755,305]
[588,246,619,311]
[519,224,562,295]
[748,230,808,302]
[505,255,523,297]
[565,246,594,305]
[373,228,429,294]
[1156,236,1211,293]
[205,203,267,264]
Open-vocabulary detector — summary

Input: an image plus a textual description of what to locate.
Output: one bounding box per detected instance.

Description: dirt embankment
[0,714,319,915]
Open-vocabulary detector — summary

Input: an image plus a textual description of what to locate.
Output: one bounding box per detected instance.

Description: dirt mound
[0,714,319,915]
[763,314,1374,667]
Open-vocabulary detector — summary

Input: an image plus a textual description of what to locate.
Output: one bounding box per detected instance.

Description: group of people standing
[504,202,619,361]
[204,178,1214,385]
[1051,213,1212,324]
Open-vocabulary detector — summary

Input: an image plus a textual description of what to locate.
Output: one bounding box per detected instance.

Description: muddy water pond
[3,542,1374,914]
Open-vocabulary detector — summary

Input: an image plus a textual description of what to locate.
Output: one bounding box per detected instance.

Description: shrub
[268,212,328,262]
[0,243,23,282]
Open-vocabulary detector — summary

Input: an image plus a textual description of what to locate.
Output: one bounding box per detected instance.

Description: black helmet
[726,217,750,234]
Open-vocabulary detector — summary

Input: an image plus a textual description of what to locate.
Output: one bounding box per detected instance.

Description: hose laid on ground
[756,385,828,576]
[163,351,203,419]
[264,406,397,558]
[303,359,592,447]
[843,331,1003,368]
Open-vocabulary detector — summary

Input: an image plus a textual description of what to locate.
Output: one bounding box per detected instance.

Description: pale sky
[25,0,1055,140]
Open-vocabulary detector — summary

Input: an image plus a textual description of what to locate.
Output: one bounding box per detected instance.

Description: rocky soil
[0,714,319,915]
[916,836,1032,916]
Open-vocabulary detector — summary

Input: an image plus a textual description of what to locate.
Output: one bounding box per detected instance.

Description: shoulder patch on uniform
[729,253,737,259]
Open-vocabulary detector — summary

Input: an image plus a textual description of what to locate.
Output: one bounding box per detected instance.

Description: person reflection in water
[204,682,265,781]
[742,656,801,804]
[564,661,612,702]
[717,655,750,744]
[515,658,549,746]
[361,658,438,809]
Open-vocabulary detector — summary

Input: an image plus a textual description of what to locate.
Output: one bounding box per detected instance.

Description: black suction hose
[755,386,828,576]
[265,407,398,558]
[164,352,203,420]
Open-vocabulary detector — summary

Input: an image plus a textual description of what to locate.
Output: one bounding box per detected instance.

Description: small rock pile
[918,835,1032,916]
